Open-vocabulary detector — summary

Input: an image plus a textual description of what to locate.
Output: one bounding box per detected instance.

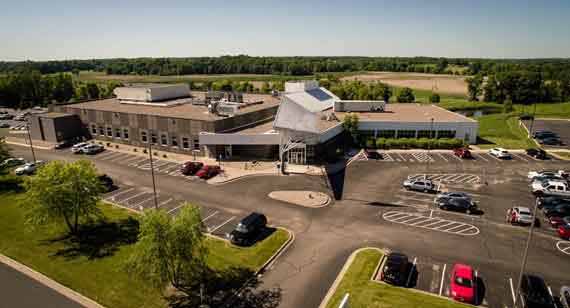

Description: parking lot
[103,185,242,238]
[523,119,570,149]
[359,149,561,164]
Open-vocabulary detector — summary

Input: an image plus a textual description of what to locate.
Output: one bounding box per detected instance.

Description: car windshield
[519,210,531,216]
[455,276,472,287]
[235,223,248,233]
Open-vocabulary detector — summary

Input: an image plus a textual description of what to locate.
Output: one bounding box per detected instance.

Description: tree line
[3,56,570,78]
[0,71,123,109]
[466,71,570,104]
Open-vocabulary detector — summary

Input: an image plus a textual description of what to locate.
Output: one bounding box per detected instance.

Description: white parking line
[432,221,457,230]
[406,257,417,287]
[159,163,181,173]
[123,155,145,164]
[383,212,410,220]
[457,226,477,234]
[383,153,394,161]
[557,241,570,255]
[415,219,444,227]
[391,214,420,223]
[167,203,186,215]
[133,195,158,208]
[439,263,447,296]
[120,191,149,204]
[209,216,235,233]
[109,153,133,163]
[382,211,480,236]
[96,151,116,159]
[514,153,529,162]
[158,198,173,207]
[128,158,149,167]
[445,224,469,232]
[450,153,463,162]
[201,211,219,222]
[509,278,517,306]
[396,153,405,162]
[399,216,428,224]
[100,152,125,161]
[475,153,489,162]
[105,188,135,201]
[437,153,449,162]
[487,153,502,161]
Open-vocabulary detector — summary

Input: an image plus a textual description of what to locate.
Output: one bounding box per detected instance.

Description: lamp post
[513,197,540,308]
[26,118,36,163]
[147,135,158,210]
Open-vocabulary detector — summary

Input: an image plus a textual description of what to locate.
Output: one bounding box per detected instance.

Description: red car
[559,224,570,240]
[450,264,476,304]
[547,216,569,228]
[180,161,203,176]
[453,148,472,159]
[196,165,221,179]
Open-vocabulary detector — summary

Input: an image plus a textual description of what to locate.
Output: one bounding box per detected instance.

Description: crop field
[341,71,468,96]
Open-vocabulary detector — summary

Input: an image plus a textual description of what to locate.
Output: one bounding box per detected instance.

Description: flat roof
[335,104,477,123]
[35,112,72,119]
[62,92,279,121]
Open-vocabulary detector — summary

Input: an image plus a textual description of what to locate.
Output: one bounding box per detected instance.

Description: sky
[1,0,569,61]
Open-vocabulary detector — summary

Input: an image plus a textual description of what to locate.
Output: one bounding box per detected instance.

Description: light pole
[427,118,434,173]
[26,118,36,163]
[147,135,158,210]
[513,197,539,308]
[528,103,538,138]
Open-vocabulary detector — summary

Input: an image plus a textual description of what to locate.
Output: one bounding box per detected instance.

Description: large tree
[396,87,415,103]
[126,205,207,296]
[22,160,103,235]
[466,74,483,101]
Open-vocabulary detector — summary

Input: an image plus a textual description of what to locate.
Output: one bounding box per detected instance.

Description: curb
[208,171,279,185]
[267,191,332,209]
[318,247,384,308]
[5,140,53,150]
[0,254,106,308]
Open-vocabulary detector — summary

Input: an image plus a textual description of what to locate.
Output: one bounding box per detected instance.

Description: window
[193,138,200,150]
[182,137,189,149]
[171,135,178,147]
[114,128,121,138]
[417,130,432,138]
[377,130,395,138]
[98,126,104,136]
[106,127,113,137]
[141,131,148,143]
[160,134,168,146]
[397,130,416,138]
[91,124,97,135]
[151,132,158,144]
[437,130,456,139]
[123,128,129,140]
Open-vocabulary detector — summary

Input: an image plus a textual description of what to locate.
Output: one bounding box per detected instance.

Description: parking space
[523,119,570,149]
[102,185,243,239]
[382,211,480,236]
[408,173,481,185]
[370,150,561,165]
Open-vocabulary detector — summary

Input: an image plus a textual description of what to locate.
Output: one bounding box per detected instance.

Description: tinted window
[455,276,472,288]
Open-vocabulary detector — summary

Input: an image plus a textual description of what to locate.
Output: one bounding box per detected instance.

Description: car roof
[386,252,408,264]
[240,212,265,225]
[453,264,473,278]
[514,206,531,212]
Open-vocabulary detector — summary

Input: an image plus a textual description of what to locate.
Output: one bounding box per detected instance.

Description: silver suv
[402,179,436,193]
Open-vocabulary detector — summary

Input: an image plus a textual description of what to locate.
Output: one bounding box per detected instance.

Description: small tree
[429,93,441,103]
[126,205,207,296]
[397,87,415,103]
[342,113,360,143]
[22,160,103,235]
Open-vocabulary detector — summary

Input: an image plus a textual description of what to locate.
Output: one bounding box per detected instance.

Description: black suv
[98,174,115,192]
[381,252,410,286]
[230,212,267,246]
[436,197,477,214]
[520,274,555,308]
[526,148,547,160]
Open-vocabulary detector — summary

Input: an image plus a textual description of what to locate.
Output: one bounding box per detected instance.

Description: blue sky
[1,0,569,60]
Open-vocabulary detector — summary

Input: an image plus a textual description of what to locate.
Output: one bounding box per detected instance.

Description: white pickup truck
[531,179,570,197]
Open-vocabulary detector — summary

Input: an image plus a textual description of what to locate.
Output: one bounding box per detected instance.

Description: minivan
[230,212,267,246]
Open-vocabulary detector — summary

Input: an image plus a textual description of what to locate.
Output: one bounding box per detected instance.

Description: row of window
[90,124,200,150]
[375,130,456,139]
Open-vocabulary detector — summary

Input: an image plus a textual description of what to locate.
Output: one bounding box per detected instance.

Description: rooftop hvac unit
[216,103,239,117]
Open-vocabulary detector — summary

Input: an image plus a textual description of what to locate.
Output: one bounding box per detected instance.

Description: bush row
[364,138,466,150]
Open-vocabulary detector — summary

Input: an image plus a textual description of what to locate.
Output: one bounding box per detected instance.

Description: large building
[41,81,478,165]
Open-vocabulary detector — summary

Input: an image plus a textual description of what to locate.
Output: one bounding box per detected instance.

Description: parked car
[0,123,9,128]
[71,142,90,154]
[180,161,204,176]
[525,148,547,160]
[506,207,534,225]
[81,144,104,155]
[528,170,567,180]
[435,191,472,202]
[365,150,382,160]
[0,157,26,168]
[539,137,563,146]
[519,274,555,308]
[229,212,267,246]
[436,197,477,214]
[14,161,44,176]
[560,286,570,308]
[98,174,114,192]
[453,148,472,159]
[544,204,570,219]
[196,165,221,179]
[55,139,78,149]
[538,197,570,210]
[450,264,476,304]
[533,131,558,139]
[380,252,410,286]
[558,224,570,240]
[489,148,512,159]
[402,179,436,193]
[546,216,570,228]
[532,180,570,198]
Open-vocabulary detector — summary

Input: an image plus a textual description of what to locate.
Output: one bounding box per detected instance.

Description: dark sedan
[436,197,477,214]
[380,252,410,286]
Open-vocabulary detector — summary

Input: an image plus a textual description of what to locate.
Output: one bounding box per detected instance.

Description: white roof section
[283,87,338,113]
[273,99,320,134]
[114,84,190,102]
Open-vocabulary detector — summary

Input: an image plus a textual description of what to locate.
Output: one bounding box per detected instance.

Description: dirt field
[341,72,468,95]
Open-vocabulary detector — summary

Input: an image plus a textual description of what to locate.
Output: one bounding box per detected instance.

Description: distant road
[0,262,82,308]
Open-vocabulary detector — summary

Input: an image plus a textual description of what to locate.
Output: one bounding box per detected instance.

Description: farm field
[342,71,468,96]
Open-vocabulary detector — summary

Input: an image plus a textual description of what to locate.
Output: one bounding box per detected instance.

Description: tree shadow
[43,217,139,260]
[476,137,494,146]
[165,266,281,308]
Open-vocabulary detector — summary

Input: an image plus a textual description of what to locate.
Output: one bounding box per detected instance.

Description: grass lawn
[326,248,469,308]
[0,192,290,308]
[477,114,536,149]
[514,102,570,119]
[551,151,570,160]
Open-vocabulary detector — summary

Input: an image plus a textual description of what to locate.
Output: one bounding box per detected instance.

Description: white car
[531,180,570,197]
[0,157,26,168]
[489,148,512,159]
[14,161,44,175]
[71,142,90,154]
[506,206,534,225]
[81,144,104,155]
[527,170,567,180]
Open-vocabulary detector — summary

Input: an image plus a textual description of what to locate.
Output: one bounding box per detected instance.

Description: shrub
[143,149,147,154]
[375,138,387,149]
[373,138,464,149]
[162,154,167,158]
[115,145,119,149]
[365,138,376,149]
[430,93,441,103]
[106,142,111,147]
[133,148,138,152]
